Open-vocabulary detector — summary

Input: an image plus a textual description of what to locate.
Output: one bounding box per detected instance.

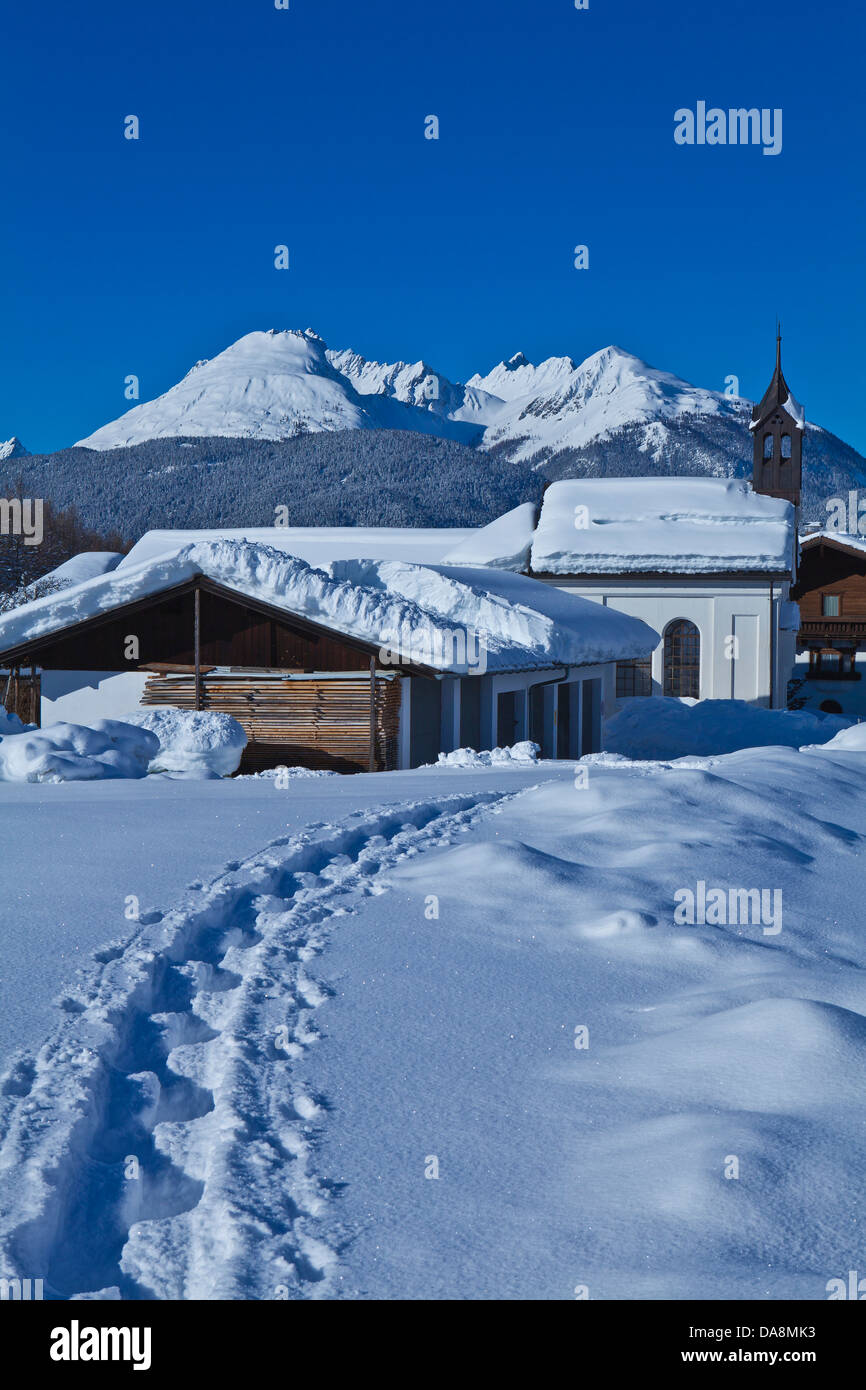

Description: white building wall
[41,670,151,726]
[535,577,792,707]
[395,662,617,768]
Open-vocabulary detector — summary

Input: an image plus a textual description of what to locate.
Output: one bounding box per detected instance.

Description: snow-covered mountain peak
[0,436,29,460]
[467,351,580,403]
[74,330,486,450]
[71,327,799,464]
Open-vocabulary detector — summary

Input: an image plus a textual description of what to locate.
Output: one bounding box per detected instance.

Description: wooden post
[194,587,202,711]
[368,656,377,772]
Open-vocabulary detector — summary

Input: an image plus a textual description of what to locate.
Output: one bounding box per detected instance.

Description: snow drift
[605,697,850,761]
[803,721,866,753]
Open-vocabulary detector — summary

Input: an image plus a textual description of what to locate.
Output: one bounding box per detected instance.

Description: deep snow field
[2,731,866,1301]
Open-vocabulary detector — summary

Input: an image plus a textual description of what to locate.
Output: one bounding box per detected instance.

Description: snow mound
[433,741,540,768]
[0,720,158,782]
[119,709,247,777]
[0,707,25,736]
[803,721,866,753]
[606,697,850,760]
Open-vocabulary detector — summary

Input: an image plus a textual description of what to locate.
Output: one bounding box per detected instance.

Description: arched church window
[663,619,700,699]
[780,434,792,459]
[763,434,774,460]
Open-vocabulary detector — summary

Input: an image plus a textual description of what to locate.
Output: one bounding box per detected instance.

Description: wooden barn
[0,540,658,773]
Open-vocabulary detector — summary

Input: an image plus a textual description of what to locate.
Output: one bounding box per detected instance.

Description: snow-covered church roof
[529,478,795,576]
[0,539,658,673]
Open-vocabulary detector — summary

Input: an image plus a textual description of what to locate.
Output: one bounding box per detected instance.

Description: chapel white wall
[537,578,793,707]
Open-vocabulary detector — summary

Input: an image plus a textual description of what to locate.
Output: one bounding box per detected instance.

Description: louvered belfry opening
[140,669,402,773]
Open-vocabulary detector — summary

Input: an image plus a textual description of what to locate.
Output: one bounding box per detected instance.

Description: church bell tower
[750,327,804,509]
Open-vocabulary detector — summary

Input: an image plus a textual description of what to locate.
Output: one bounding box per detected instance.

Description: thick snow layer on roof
[801,529,866,555]
[0,539,658,672]
[439,503,537,571]
[40,551,125,586]
[120,526,474,571]
[531,478,794,575]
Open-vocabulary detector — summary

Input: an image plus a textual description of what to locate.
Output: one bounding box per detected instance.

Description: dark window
[781,434,792,459]
[763,433,774,460]
[616,658,652,698]
[581,678,602,754]
[497,690,518,746]
[820,699,843,714]
[459,677,481,749]
[663,619,700,698]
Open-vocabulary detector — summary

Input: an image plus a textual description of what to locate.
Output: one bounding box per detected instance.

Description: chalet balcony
[799,619,866,640]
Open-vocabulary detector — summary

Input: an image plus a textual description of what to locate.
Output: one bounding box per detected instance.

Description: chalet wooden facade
[792,533,866,681]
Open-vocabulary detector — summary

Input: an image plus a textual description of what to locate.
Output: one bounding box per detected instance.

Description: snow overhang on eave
[0,575,444,679]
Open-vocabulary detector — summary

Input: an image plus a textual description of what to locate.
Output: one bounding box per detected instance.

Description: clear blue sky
[1,0,863,454]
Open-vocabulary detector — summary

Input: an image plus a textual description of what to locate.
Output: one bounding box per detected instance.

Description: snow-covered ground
[2,732,866,1301]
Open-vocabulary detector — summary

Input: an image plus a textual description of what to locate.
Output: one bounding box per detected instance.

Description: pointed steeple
[751,327,803,509]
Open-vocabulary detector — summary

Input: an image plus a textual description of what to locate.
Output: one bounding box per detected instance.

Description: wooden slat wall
[1,671,40,726]
[141,673,403,773]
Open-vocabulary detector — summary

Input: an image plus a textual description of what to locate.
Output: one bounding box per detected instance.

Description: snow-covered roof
[39,551,125,586]
[120,526,475,571]
[748,389,806,432]
[0,539,658,673]
[800,530,866,556]
[530,478,795,576]
[439,503,537,571]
